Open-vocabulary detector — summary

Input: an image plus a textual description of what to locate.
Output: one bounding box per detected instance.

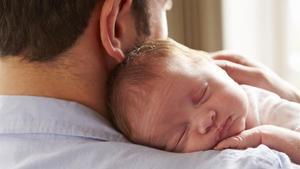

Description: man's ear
[100,0,133,62]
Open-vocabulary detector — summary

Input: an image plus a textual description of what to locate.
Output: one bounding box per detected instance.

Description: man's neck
[0,55,111,119]
[0,6,119,119]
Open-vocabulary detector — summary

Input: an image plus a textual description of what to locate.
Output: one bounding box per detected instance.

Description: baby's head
[108,39,249,152]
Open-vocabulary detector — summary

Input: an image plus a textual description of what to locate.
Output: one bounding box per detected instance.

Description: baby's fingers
[214,136,244,150]
[214,128,262,150]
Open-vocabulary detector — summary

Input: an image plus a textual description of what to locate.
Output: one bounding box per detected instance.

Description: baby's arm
[261,126,300,164]
[261,99,300,131]
[244,85,300,131]
[214,125,300,165]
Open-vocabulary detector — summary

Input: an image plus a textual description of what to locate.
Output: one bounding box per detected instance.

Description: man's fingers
[211,53,256,67]
[214,60,264,85]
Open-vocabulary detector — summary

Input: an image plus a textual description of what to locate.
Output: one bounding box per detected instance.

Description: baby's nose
[197,110,216,134]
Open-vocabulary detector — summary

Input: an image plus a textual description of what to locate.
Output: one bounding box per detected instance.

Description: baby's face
[130,53,249,152]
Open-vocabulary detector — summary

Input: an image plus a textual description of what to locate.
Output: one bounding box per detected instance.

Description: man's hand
[214,127,262,150]
[211,52,300,103]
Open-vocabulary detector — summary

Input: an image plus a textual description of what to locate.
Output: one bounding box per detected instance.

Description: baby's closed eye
[191,83,208,105]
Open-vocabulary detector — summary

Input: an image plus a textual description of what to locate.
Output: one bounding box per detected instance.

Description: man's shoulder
[0,95,296,169]
[0,133,295,169]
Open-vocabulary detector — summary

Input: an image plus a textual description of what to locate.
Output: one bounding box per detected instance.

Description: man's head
[0,0,170,62]
[0,0,97,61]
[108,39,249,152]
[0,0,171,117]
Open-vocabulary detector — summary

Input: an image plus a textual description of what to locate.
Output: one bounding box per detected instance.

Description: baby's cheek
[230,117,247,136]
[236,90,249,119]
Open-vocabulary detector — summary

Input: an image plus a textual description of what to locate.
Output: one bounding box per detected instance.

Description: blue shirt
[0,96,297,169]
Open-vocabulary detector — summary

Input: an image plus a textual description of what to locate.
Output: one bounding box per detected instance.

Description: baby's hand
[215,125,300,164]
[214,127,263,150]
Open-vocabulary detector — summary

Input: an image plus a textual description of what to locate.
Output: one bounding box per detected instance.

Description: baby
[107,39,300,153]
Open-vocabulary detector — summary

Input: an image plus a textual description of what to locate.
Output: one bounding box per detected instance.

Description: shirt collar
[0,95,126,142]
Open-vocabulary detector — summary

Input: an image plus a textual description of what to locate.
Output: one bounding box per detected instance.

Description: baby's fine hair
[107,39,210,142]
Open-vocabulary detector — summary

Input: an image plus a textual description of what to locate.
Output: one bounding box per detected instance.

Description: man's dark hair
[0,0,150,61]
[132,0,150,36]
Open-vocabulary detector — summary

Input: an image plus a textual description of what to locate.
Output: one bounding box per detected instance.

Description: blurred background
[167,0,300,87]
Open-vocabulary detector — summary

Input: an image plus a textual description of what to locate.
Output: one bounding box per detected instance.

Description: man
[0,0,298,168]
